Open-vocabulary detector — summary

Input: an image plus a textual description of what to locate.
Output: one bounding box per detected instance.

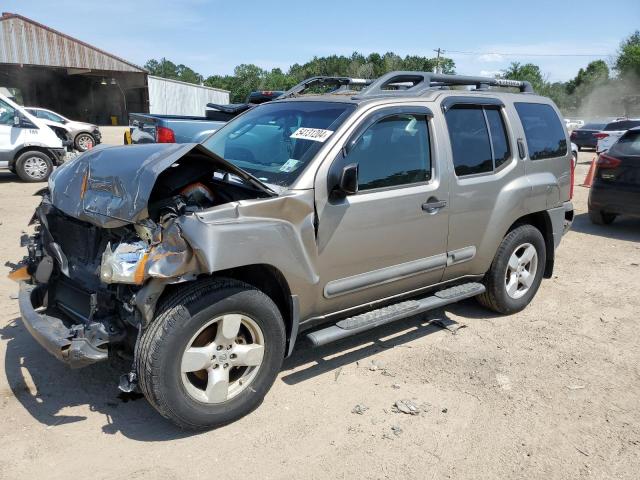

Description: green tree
[501,62,547,92]
[615,30,640,77]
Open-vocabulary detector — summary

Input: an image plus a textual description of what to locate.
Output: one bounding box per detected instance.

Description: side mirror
[339,163,359,195]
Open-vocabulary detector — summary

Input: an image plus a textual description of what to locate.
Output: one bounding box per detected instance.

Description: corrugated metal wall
[148,76,230,116]
[0,14,143,72]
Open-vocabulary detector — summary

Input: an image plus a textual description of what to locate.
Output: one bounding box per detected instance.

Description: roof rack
[352,71,534,98]
[277,76,372,100]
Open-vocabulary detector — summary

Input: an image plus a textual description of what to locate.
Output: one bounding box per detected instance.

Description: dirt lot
[0,151,638,480]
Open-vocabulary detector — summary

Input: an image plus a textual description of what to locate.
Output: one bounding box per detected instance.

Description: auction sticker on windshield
[290,127,334,142]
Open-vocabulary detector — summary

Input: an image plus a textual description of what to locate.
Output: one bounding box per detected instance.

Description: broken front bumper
[18,282,109,368]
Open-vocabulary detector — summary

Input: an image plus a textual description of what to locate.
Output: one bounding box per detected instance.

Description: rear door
[440,97,526,281]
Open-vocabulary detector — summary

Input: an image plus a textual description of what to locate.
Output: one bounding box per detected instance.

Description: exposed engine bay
[13,143,275,367]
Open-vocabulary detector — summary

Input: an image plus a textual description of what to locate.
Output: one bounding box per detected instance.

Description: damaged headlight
[100,241,149,285]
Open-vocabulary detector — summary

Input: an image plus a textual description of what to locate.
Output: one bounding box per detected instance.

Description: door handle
[422,199,447,213]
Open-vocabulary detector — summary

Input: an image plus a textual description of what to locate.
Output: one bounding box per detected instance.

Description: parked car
[594,118,640,154]
[588,127,640,224]
[11,71,574,429]
[0,93,66,181]
[571,142,579,167]
[24,107,101,152]
[570,121,607,150]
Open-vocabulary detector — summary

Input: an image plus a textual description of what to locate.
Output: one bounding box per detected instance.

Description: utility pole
[433,48,443,74]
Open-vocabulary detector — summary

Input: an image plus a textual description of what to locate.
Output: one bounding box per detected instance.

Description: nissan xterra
[10,72,574,429]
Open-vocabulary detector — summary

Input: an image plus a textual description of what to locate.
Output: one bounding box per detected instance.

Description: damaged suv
[11,72,574,429]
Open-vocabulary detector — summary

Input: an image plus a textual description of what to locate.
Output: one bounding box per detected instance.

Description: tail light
[156,126,176,143]
[593,132,609,140]
[596,153,621,169]
[569,154,575,199]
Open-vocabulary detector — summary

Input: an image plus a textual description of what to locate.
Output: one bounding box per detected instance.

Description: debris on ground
[352,404,369,415]
[567,385,586,390]
[391,425,403,436]
[391,383,401,389]
[334,367,342,382]
[369,359,386,371]
[441,408,448,413]
[393,399,422,415]
[9,294,18,300]
[431,317,467,334]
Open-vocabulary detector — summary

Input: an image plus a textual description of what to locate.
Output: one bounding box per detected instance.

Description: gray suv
[11,72,574,429]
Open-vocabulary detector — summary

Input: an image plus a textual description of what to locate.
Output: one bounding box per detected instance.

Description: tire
[476,224,546,315]
[588,209,616,225]
[14,151,53,182]
[74,132,96,152]
[136,278,286,430]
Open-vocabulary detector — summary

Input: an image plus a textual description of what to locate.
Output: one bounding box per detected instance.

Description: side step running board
[306,282,485,347]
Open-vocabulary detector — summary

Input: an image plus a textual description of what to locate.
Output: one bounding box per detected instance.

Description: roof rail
[277,76,372,100]
[353,71,534,98]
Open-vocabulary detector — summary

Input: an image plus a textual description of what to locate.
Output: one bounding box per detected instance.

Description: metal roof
[0,12,145,73]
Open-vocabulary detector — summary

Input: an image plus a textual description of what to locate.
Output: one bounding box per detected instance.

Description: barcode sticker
[290,127,334,143]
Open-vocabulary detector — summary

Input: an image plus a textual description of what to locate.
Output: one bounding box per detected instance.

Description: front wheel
[14,151,53,182]
[476,224,546,315]
[136,278,286,430]
[75,133,95,151]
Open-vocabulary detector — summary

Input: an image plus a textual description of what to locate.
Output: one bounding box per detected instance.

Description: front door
[314,106,450,315]
[0,98,18,167]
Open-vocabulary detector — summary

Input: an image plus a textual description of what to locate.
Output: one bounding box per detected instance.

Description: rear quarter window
[610,131,640,156]
[604,120,640,131]
[515,102,567,160]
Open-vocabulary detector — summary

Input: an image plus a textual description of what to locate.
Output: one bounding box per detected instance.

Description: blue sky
[4,0,639,81]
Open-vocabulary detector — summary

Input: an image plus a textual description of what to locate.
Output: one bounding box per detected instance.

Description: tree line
[144,31,640,116]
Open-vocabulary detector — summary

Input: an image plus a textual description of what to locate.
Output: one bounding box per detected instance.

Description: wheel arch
[10,146,53,168]
[158,264,299,357]
[506,210,554,278]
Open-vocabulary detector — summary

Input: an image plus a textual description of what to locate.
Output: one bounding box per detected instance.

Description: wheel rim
[504,242,538,300]
[77,134,94,150]
[180,314,265,404]
[23,156,49,180]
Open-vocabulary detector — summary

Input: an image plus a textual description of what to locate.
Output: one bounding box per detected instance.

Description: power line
[444,49,612,58]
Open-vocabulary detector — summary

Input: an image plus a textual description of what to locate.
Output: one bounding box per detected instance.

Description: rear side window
[604,120,640,131]
[445,105,511,176]
[609,131,640,156]
[346,114,431,191]
[514,102,567,160]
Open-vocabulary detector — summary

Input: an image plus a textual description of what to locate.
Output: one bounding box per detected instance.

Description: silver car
[12,72,574,430]
[25,107,101,151]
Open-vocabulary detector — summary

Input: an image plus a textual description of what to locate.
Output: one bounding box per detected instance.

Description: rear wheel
[136,278,286,430]
[477,224,546,314]
[588,209,616,225]
[14,151,53,182]
[75,133,95,151]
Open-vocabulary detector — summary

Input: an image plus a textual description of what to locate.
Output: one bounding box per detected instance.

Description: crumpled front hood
[49,143,274,228]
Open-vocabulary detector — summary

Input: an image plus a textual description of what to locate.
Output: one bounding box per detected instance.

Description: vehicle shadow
[281,298,496,385]
[3,298,496,439]
[1,318,196,441]
[0,172,20,183]
[571,212,640,242]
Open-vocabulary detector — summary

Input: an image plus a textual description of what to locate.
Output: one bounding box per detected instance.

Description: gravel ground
[0,151,638,480]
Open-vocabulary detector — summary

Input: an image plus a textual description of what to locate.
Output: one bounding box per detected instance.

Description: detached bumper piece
[18,282,109,368]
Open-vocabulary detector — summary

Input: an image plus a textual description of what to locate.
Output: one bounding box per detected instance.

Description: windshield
[202,101,355,187]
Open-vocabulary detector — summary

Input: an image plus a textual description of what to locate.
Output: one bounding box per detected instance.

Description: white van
[0,93,66,182]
